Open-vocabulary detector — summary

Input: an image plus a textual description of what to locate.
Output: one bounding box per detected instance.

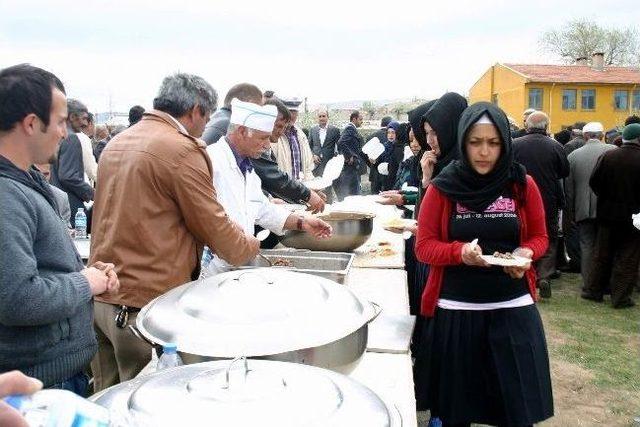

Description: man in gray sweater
[0,64,119,395]
[565,122,616,290]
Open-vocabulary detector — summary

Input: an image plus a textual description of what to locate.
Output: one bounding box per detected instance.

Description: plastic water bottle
[75,208,87,238]
[4,389,110,426]
[157,343,183,371]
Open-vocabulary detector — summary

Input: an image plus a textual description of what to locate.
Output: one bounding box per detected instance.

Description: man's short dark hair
[223,83,262,109]
[0,63,65,131]
[265,98,291,122]
[573,121,586,130]
[87,112,94,124]
[129,105,145,125]
[350,110,361,122]
[625,115,640,126]
[380,116,393,127]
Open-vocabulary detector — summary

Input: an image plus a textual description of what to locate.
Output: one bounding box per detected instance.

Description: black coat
[251,150,311,204]
[513,131,569,231]
[308,125,341,176]
[50,132,94,225]
[337,123,365,171]
[590,142,640,226]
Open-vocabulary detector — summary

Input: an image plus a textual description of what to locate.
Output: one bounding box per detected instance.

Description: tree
[540,19,640,66]
[362,101,376,120]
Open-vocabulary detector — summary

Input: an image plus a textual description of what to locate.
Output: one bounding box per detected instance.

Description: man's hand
[461,242,490,267]
[307,190,326,213]
[91,261,120,294]
[81,266,110,296]
[0,371,43,427]
[302,217,333,238]
[503,247,533,279]
[313,155,321,165]
[377,193,404,206]
[420,151,437,187]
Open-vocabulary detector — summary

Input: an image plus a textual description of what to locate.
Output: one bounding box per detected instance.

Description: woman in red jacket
[414,102,553,427]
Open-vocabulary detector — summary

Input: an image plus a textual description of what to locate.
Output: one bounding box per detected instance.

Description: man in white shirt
[203,99,332,274]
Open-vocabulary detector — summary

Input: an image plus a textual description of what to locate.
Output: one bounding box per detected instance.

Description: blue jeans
[47,371,89,397]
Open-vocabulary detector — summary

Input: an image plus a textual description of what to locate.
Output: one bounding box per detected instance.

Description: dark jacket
[365,128,387,183]
[513,131,569,233]
[252,150,311,203]
[201,108,231,145]
[50,131,94,225]
[0,156,96,387]
[563,136,585,156]
[337,123,365,171]
[590,142,640,226]
[93,136,111,162]
[308,124,340,176]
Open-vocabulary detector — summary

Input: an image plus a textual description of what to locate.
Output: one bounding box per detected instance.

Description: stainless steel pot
[91,359,402,427]
[280,211,375,252]
[132,269,382,374]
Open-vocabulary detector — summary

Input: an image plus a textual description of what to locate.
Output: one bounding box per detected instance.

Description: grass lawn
[537,272,639,426]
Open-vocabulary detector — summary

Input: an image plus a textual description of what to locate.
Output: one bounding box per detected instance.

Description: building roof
[502,63,640,85]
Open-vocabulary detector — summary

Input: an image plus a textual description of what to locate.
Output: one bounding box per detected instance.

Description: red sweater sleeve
[415,185,464,266]
[520,175,549,260]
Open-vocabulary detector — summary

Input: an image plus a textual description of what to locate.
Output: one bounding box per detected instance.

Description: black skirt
[414,304,554,426]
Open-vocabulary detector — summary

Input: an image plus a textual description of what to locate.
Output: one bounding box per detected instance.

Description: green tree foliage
[540,19,640,66]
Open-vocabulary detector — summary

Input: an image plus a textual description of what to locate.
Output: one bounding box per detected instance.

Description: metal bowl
[280,211,375,252]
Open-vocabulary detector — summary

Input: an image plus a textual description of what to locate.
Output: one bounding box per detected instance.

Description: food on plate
[492,251,515,260]
[368,243,396,257]
[273,258,294,267]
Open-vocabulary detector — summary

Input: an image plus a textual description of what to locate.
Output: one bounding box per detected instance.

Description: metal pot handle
[223,356,249,389]
[368,301,383,323]
[128,324,160,349]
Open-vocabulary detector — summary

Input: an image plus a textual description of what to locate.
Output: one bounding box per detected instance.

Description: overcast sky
[0,0,634,112]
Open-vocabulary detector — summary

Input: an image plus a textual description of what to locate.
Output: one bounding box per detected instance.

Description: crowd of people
[1,63,639,427]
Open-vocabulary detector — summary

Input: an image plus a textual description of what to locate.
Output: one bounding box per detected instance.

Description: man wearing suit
[50,99,94,228]
[309,110,340,201]
[335,110,365,200]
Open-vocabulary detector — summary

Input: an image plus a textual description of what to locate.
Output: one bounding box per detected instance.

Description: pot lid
[137,268,378,357]
[94,359,398,427]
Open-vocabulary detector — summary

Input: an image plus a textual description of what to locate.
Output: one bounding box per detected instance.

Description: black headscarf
[431,102,527,213]
[422,92,468,176]
[408,100,437,151]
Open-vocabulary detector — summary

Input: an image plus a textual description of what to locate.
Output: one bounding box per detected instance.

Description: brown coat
[90,110,257,308]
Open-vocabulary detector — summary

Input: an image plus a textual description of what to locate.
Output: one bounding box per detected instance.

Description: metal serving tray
[237,249,354,284]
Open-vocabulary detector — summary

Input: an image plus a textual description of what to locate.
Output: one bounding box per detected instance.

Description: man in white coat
[202,99,332,275]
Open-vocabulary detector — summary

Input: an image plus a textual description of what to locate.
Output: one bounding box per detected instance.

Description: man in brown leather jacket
[89,73,260,391]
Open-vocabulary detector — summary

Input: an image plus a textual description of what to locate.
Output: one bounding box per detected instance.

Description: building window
[581,89,596,110]
[562,89,577,110]
[528,88,543,110]
[614,90,629,110]
[633,90,640,111]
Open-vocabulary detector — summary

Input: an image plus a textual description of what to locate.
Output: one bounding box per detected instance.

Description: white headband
[475,113,494,125]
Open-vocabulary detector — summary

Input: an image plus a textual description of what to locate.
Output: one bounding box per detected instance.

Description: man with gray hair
[50,98,95,227]
[513,110,569,298]
[90,73,260,391]
[565,122,615,292]
[511,108,537,139]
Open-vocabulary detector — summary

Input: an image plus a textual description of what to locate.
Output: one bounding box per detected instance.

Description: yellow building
[469,60,640,133]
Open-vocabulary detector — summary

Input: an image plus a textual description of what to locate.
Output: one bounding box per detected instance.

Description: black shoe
[580,292,603,302]
[613,300,636,309]
[550,270,562,280]
[539,280,552,298]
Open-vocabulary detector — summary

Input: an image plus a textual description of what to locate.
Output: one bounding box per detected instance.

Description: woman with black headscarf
[414,102,553,426]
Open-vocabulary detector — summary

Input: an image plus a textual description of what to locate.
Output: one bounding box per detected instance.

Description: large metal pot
[280,211,375,252]
[132,269,381,374]
[91,359,402,427]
